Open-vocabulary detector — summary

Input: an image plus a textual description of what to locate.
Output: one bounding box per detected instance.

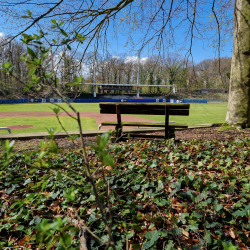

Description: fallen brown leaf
[182,228,189,238]
[229,229,235,239]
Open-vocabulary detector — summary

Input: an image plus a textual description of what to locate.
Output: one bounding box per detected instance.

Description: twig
[52,103,78,120]
[115,132,127,143]
[91,162,102,177]
[54,113,77,146]
[75,214,105,244]
[1,0,64,46]
[3,247,32,250]
[66,217,87,250]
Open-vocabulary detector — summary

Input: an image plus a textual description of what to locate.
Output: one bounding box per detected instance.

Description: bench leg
[165,105,169,139]
[115,126,122,138]
[116,104,122,138]
[169,129,175,139]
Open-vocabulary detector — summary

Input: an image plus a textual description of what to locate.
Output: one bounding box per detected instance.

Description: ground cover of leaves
[1,129,250,249]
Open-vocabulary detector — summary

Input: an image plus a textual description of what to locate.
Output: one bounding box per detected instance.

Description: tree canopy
[0,0,234,61]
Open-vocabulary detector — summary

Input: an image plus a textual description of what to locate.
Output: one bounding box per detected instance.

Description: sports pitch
[0,102,228,134]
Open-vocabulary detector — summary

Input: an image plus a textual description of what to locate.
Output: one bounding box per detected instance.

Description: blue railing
[182,99,207,103]
[0,98,207,104]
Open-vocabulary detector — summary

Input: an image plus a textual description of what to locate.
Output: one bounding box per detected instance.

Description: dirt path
[0,111,158,130]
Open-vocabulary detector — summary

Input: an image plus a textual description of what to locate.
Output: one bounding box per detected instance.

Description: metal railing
[0,127,11,134]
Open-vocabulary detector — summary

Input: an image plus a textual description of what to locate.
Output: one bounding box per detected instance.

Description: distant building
[194,88,228,94]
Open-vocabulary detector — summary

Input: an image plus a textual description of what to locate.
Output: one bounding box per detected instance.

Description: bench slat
[100,108,189,116]
[100,103,190,109]
[100,103,190,116]
[100,121,188,128]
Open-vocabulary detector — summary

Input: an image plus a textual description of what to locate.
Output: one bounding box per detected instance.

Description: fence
[0,98,209,104]
[206,98,228,103]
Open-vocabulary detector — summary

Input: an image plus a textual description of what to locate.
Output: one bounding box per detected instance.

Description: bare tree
[196,57,231,89]
[0,35,29,98]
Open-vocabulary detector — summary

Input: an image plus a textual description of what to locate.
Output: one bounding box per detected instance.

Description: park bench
[99,103,190,139]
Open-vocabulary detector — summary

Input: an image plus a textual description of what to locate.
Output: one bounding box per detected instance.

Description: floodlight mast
[136,52,140,98]
[93,53,97,97]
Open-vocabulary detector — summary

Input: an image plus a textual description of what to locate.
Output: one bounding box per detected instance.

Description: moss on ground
[218,123,235,131]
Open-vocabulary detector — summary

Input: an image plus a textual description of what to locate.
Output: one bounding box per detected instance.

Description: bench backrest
[99,103,190,116]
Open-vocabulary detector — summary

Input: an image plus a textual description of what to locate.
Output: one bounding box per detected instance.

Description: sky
[107,31,234,64]
[113,32,232,65]
[0,1,234,64]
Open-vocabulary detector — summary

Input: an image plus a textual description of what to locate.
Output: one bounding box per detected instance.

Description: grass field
[0,103,99,134]
[0,116,97,134]
[0,103,100,113]
[134,102,228,125]
[0,102,228,134]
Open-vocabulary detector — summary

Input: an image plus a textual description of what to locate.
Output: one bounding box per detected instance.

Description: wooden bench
[99,103,190,139]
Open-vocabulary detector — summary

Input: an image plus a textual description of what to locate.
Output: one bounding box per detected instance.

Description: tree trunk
[225,0,250,128]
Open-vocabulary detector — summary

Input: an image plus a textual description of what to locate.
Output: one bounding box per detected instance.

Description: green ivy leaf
[59,233,71,247]
[145,230,160,240]
[165,240,175,250]
[157,180,164,191]
[29,216,42,225]
[213,204,223,212]
[49,140,59,153]
[143,230,159,249]
[172,227,183,235]
[191,243,203,250]
[127,231,134,239]
[143,240,155,249]
[56,171,63,180]
[132,244,141,250]
[203,230,212,244]
[16,225,25,231]
[232,210,246,217]
[222,242,238,250]
[63,187,76,201]
[186,225,198,232]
